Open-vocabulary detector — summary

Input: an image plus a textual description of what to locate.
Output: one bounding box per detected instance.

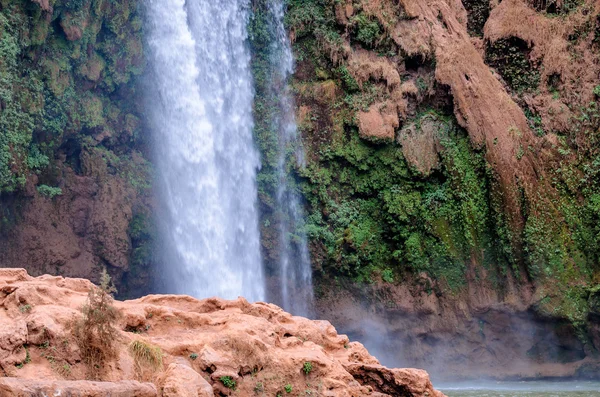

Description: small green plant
[37,185,63,198]
[59,363,71,377]
[381,268,394,283]
[15,346,30,368]
[220,376,236,390]
[254,382,264,393]
[516,145,525,160]
[416,77,428,92]
[285,384,293,393]
[594,85,600,97]
[189,352,198,360]
[351,13,382,47]
[24,347,31,364]
[19,304,32,313]
[302,361,313,375]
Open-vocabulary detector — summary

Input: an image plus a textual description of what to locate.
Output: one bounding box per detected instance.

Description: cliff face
[0,268,445,397]
[0,0,154,297]
[2,0,600,381]
[281,0,600,378]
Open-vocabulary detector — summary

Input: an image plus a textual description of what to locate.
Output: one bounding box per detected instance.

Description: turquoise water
[440,381,600,397]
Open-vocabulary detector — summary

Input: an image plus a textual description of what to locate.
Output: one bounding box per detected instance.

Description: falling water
[267,0,314,316]
[145,0,264,301]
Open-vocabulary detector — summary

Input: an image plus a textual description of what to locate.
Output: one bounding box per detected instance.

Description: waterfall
[262,1,314,316]
[145,0,264,302]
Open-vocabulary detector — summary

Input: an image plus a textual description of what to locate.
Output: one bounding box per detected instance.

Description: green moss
[296,120,495,291]
[0,0,145,195]
[350,13,382,48]
[486,37,540,94]
[37,185,63,198]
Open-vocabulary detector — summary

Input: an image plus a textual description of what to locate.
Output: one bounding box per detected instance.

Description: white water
[146,0,264,301]
[268,0,314,316]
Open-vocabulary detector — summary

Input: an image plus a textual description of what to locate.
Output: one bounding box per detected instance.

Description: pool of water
[440,381,600,397]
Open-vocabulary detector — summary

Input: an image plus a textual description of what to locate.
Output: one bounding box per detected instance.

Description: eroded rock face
[0,269,445,397]
[315,278,600,381]
[0,157,140,293]
[358,102,400,141]
[397,115,450,176]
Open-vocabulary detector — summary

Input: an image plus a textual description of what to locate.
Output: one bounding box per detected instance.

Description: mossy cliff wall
[255,0,600,377]
[0,0,153,297]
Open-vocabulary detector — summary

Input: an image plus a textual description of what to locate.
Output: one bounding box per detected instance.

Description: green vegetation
[297,116,496,290]
[350,14,382,48]
[220,376,237,390]
[285,384,293,393]
[0,0,145,196]
[276,0,500,292]
[18,304,32,313]
[486,38,540,93]
[462,0,490,37]
[72,268,119,380]
[15,346,30,368]
[189,352,198,360]
[37,185,63,198]
[302,361,313,375]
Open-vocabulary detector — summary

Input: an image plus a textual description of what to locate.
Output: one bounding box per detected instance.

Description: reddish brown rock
[358,102,400,141]
[0,269,445,397]
[397,115,446,176]
[0,378,157,397]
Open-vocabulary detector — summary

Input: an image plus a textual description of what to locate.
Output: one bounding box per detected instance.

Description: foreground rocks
[0,269,444,396]
[0,378,157,397]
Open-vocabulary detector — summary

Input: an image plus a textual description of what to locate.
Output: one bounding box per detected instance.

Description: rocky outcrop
[358,102,400,141]
[0,378,157,397]
[0,269,445,397]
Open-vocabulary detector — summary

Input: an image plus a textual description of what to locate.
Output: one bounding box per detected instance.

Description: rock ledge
[0,269,445,397]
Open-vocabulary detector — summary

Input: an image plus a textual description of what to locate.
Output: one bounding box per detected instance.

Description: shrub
[285,384,293,393]
[37,185,63,198]
[220,376,236,390]
[19,304,32,313]
[302,361,313,375]
[351,14,382,47]
[189,352,198,360]
[72,268,119,380]
[381,269,394,283]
